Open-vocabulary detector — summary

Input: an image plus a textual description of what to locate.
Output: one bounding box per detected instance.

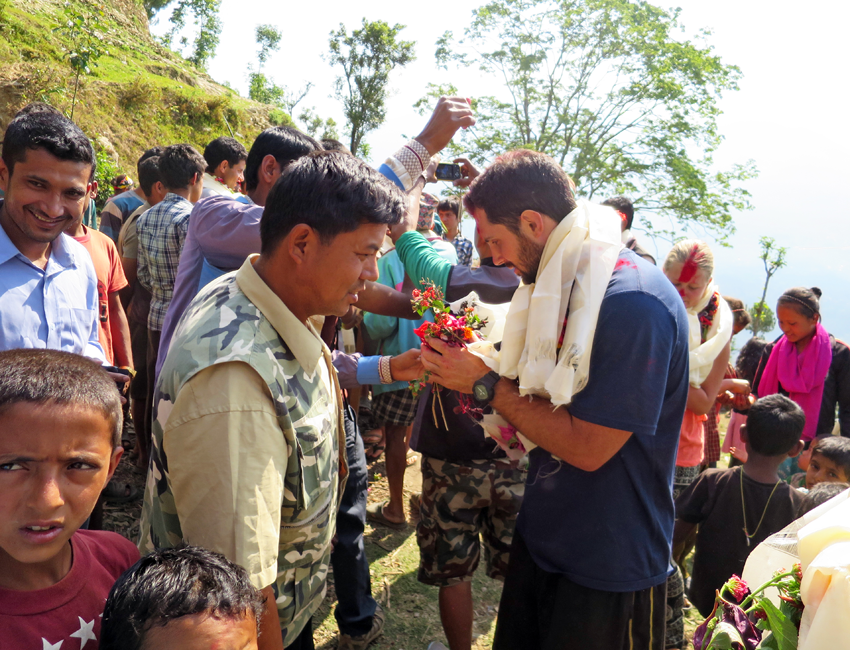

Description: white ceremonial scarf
[686,283,733,388]
[469,199,624,457]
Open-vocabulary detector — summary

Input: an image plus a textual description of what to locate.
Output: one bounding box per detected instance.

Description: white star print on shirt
[70,617,97,648]
[41,639,63,650]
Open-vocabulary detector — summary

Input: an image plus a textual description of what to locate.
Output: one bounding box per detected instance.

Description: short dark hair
[745,394,805,456]
[261,151,406,252]
[812,437,850,480]
[203,136,248,174]
[100,546,264,650]
[2,110,96,181]
[0,349,122,446]
[723,295,752,330]
[777,287,822,319]
[437,198,459,218]
[13,102,63,118]
[735,337,768,385]
[321,138,351,154]
[137,146,163,176]
[244,127,322,192]
[137,156,162,196]
[464,150,576,233]
[601,196,634,229]
[158,143,206,191]
[797,481,849,517]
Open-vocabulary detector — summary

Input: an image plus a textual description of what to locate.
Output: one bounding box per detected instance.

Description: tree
[145,0,222,69]
[54,1,109,121]
[749,236,787,338]
[328,19,416,157]
[422,0,757,243]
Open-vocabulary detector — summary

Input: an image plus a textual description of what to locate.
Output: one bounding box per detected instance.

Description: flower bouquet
[694,568,804,650]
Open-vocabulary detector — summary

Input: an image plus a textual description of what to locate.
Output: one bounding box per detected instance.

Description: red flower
[727,575,749,602]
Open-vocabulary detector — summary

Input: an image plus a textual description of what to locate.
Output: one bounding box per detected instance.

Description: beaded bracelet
[379,355,394,384]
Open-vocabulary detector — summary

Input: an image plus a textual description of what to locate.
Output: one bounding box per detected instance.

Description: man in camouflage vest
[139,151,407,650]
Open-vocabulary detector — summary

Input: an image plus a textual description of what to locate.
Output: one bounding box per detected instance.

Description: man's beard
[517,231,545,285]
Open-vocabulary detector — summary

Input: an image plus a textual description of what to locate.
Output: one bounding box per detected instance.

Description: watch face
[474,384,489,401]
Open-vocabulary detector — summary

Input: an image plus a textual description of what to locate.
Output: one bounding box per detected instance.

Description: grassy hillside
[0,0,287,179]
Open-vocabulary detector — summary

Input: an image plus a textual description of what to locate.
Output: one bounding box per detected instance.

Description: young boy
[100,546,264,650]
[806,436,850,489]
[0,349,140,645]
[673,394,806,617]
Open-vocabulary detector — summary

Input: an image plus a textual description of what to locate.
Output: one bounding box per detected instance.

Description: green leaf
[757,598,798,650]
[705,622,745,649]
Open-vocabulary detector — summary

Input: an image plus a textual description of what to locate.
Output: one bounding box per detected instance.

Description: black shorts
[493,530,667,650]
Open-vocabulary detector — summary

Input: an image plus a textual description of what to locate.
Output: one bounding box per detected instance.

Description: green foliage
[425,0,757,244]
[93,147,121,212]
[298,107,340,141]
[750,236,787,338]
[54,0,109,120]
[328,18,416,156]
[147,0,222,70]
[255,24,281,68]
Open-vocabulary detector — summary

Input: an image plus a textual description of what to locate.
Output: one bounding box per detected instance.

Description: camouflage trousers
[416,456,526,587]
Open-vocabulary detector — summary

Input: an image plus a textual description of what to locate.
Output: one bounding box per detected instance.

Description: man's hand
[453,157,480,188]
[389,348,425,382]
[389,176,425,243]
[420,336,490,393]
[415,97,476,156]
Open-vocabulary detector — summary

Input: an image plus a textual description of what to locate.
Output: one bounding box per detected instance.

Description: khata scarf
[758,322,832,440]
[687,284,733,387]
[469,199,623,457]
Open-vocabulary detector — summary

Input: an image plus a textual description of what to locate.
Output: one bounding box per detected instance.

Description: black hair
[244,127,322,192]
[2,109,96,181]
[0,349,122,446]
[260,150,406,252]
[723,296,752,330]
[745,394,805,456]
[464,150,576,233]
[777,287,822,319]
[13,102,63,118]
[158,143,206,191]
[203,136,248,174]
[100,546,264,650]
[321,138,351,154]
[137,146,163,176]
[601,196,635,229]
[812,436,850,480]
[735,337,768,385]
[437,198,460,218]
[137,156,162,196]
[797,482,849,517]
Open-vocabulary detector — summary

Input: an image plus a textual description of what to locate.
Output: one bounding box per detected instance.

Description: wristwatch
[472,371,501,406]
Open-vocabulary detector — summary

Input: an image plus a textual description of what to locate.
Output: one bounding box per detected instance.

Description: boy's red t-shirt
[72,226,129,365]
[0,530,139,648]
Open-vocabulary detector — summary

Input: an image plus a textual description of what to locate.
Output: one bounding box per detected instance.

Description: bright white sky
[153,0,850,343]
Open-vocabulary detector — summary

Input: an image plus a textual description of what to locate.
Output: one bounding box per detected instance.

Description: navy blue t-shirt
[517,249,689,592]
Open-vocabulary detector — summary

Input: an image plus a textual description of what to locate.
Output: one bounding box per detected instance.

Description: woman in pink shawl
[754,287,849,443]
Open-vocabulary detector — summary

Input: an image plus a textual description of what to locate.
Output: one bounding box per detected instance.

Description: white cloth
[686,283,733,387]
[469,200,623,457]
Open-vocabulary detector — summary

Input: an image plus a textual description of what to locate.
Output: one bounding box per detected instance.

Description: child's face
[141,613,258,650]
[0,402,121,570]
[806,451,850,490]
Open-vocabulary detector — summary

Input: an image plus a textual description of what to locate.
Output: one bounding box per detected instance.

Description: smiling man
[420,150,691,649]
[140,151,407,650]
[0,108,105,361]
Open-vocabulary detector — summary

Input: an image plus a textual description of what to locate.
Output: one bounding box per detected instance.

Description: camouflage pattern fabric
[416,456,526,587]
[139,270,346,646]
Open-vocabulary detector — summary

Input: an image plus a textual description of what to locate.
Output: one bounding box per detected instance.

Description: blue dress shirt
[0,216,105,361]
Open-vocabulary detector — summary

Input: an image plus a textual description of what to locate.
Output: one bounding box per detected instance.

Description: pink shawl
[758,323,833,440]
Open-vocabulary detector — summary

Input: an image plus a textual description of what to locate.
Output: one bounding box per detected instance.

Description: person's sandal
[366,501,407,530]
[337,603,386,649]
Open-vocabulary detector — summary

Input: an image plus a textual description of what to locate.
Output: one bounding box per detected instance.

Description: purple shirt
[157,195,262,374]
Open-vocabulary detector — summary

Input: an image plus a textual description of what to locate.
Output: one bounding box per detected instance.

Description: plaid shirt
[137,193,193,331]
[452,234,474,266]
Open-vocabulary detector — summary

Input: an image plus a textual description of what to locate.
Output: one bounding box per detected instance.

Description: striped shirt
[137,193,193,331]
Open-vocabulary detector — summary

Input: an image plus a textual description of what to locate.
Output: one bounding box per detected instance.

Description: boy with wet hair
[100,546,265,650]
[0,349,139,645]
[805,435,850,489]
[673,394,806,617]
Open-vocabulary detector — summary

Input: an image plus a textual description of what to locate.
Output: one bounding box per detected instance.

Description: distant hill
[0,0,287,184]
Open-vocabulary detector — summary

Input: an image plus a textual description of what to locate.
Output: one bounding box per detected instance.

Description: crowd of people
[0,96,848,650]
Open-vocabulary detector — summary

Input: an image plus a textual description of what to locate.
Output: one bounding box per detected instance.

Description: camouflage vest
[139,271,345,645]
